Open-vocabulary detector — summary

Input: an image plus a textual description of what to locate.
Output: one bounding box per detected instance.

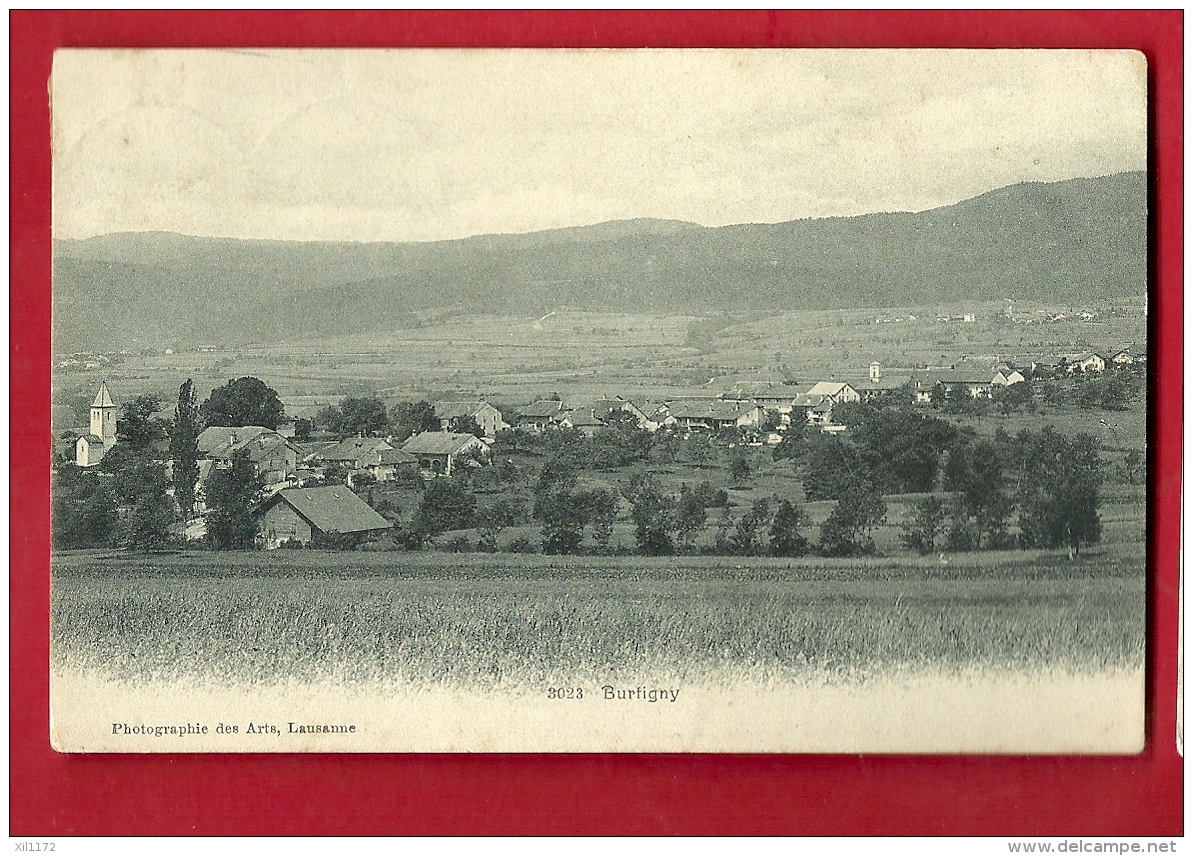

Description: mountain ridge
[53,171,1146,350]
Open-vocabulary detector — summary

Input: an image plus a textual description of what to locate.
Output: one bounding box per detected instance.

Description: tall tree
[205,449,264,550]
[119,393,167,452]
[390,400,440,442]
[819,481,887,557]
[336,396,389,437]
[769,498,809,557]
[627,477,677,556]
[900,495,948,555]
[52,464,118,549]
[1016,429,1103,559]
[170,379,201,520]
[200,376,285,430]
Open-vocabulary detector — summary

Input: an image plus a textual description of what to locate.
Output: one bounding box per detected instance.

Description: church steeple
[90,381,117,445]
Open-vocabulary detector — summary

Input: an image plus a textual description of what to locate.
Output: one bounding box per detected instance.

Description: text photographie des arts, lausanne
[49,49,1148,753]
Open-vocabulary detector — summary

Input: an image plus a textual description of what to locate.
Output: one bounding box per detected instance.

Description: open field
[51,300,1147,432]
[52,544,1144,691]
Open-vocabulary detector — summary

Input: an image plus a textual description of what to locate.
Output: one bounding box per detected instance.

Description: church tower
[90,381,117,445]
[77,381,117,467]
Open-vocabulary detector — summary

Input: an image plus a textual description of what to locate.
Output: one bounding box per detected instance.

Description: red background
[10,11,1183,836]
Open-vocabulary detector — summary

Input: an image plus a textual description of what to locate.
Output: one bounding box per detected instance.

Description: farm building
[402,431,490,475]
[510,399,568,432]
[912,369,996,402]
[318,436,395,468]
[563,398,658,431]
[256,486,391,549]
[803,381,861,404]
[358,446,419,482]
[664,399,763,432]
[198,425,298,485]
[433,400,508,437]
[1062,352,1107,373]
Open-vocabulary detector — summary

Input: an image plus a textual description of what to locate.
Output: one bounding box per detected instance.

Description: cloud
[52,49,1147,242]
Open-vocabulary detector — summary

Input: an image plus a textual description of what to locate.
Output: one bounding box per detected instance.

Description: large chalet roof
[861,375,913,391]
[916,369,994,386]
[265,486,391,535]
[197,425,275,455]
[517,399,566,419]
[92,382,115,409]
[402,431,487,456]
[750,384,810,401]
[372,447,418,466]
[805,381,856,398]
[667,399,748,421]
[434,400,494,420]
[319,436,393,463]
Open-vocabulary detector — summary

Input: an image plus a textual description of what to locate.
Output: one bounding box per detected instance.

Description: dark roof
[402,431,488,455]
[917,369,994,386]
[266,486,391,535]
[373,447,418,466]
[207,433,294,464]
[434,401,497,421]
[517,400,565,419]
[668,399,747,421]
[319,436,393,462]
[197,426,274,454]
[751,384,810,401]
[861,375,912,391]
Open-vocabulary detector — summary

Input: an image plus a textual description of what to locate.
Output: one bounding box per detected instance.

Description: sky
[52,49,1147,243]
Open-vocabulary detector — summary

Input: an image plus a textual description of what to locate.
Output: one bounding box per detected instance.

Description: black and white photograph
[49,48,1148,753]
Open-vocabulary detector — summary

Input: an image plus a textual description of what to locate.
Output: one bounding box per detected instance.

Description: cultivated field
[52,544,1145,691]
[51,299,1147,432]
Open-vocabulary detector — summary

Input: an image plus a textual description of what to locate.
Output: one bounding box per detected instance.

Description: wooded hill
[53,171,1145,351]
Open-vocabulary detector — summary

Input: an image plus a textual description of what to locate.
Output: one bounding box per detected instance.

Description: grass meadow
[51,544,1144,691]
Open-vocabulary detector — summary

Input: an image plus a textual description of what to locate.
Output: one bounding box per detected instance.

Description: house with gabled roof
[664,398,763,432]
[560,398,654,434]
[197,425,298,485]
[433,400,508,437]
[804,381,861,404]
[317,436,394,467]
[402,431,490,475]
[510,399,568,432]
[1062,352,1107,373]
[256,485,391,549]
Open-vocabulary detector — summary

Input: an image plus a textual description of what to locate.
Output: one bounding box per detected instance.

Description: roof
[206,432,295,465]
[434,401,495,421]
[1064,352,1104,363]
[197,425,274,454]
[565,409,604,427]
[266,486,391,535]
[790,394,827,408]
[401,431,488,456]
[751,384,810,401]
[371,447,418,466]
[92,382,115,409]
[517,400,566,419]
[319,436,393,463]
[917,370,994,386]
[806,382,856,398]
[78,433,104,444]
[667,399,748,421]
[862,375,912,391]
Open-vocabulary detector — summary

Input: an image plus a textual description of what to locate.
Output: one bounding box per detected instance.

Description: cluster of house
[67,344,1141,549]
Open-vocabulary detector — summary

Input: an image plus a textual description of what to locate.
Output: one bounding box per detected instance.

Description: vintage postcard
[49,49,1147,753]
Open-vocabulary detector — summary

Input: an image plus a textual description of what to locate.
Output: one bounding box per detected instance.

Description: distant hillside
[53,172,1146,350]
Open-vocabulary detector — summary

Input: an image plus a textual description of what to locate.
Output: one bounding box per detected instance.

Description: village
[54,342,1145,558]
